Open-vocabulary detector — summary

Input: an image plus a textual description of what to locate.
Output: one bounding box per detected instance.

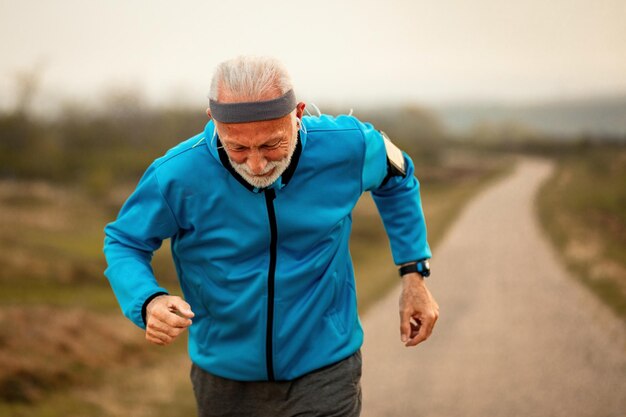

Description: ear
[295,102,306,120]
[206,108,212,119]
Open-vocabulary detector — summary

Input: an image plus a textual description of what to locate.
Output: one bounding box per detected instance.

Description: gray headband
[209,89,297,123]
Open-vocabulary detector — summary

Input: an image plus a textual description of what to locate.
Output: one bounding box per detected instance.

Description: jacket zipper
[264,188,277,381]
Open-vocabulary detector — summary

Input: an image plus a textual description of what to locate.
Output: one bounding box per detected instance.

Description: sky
[1,0,625,112]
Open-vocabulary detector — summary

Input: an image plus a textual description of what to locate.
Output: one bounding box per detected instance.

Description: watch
[398,259,431,277]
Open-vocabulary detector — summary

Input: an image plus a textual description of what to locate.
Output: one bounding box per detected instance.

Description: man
[103,56,439,417]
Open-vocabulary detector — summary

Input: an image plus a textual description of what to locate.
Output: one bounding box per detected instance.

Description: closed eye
[223,143,248,152]
[261,140,282,150]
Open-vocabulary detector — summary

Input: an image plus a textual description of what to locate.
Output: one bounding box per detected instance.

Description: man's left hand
[399,273,439,347]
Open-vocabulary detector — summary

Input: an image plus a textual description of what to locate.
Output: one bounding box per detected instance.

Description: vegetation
[536,144,626,321]
[0,103,206,198]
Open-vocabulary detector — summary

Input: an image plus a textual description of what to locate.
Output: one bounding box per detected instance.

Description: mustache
[231,159,281,175]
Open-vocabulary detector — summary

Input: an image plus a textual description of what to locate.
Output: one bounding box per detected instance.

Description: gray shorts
[190,350,362,417]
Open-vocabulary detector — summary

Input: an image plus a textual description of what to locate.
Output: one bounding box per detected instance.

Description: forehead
[217,114,291,146]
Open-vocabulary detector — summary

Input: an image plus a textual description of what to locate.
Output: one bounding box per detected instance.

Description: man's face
[215,113,299,189]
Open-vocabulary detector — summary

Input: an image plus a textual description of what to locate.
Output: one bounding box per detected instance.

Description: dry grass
[0,307,156,404]
[537,146,626,321]
[0,180,106,285]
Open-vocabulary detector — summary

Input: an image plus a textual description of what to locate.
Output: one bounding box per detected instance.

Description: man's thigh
[190,350,362,417]
[285,349,362,416]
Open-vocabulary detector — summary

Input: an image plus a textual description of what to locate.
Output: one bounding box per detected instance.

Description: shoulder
[303,114,375,134]
[303,114,382,152]
[138,133,216,190]
[147,133,215,180]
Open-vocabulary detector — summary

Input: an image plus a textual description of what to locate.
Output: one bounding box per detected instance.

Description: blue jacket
[103,115,430,381]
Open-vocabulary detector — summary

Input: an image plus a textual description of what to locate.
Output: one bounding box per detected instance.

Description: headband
[209,89,297,123]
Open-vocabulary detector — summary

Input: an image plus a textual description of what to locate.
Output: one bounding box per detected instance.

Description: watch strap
[398,260,430,277]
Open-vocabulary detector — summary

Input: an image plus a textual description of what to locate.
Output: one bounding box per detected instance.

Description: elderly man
[103,56,438,417]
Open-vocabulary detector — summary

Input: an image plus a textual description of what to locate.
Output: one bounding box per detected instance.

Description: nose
[246,150,268,175]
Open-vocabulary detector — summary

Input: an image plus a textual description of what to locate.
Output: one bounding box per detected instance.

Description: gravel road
[360,158,626,417]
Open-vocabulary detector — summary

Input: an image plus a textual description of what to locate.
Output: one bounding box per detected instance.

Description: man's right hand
[145,295,195,346]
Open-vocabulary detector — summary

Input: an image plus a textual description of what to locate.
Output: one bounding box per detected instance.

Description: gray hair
[208,56,294,106]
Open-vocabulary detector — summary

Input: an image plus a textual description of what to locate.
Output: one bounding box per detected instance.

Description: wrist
[147,294,167,312]
[401,272,425,286]
[142,292,168,325]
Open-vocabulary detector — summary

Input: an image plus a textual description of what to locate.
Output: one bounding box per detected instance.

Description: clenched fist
[145,295,195,346]
[399,273,439,347]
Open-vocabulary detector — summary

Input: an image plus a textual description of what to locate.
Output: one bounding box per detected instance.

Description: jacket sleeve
[359,120,432,265]
[103,162,179,329]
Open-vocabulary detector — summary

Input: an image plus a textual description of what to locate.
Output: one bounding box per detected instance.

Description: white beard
[228,135,298,189]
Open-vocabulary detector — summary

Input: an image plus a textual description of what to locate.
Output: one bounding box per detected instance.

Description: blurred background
[0,1,624,416]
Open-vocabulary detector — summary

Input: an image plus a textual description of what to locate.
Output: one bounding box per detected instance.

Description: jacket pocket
[326,307,347,335]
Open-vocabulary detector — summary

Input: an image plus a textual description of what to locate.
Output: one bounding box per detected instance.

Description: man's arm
[103,162,182,331]
[358,120,439,347]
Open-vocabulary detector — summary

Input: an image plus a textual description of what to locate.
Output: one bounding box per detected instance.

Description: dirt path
[360,158,626,417]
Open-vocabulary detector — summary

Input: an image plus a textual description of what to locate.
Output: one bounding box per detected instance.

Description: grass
[536,144,626,321]
[0,395,105,417]
[0,147,511,416]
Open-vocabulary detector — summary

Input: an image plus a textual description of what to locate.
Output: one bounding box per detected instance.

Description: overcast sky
[1,0,625,111]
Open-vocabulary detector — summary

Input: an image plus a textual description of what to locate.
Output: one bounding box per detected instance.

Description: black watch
[398,259,430,278]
